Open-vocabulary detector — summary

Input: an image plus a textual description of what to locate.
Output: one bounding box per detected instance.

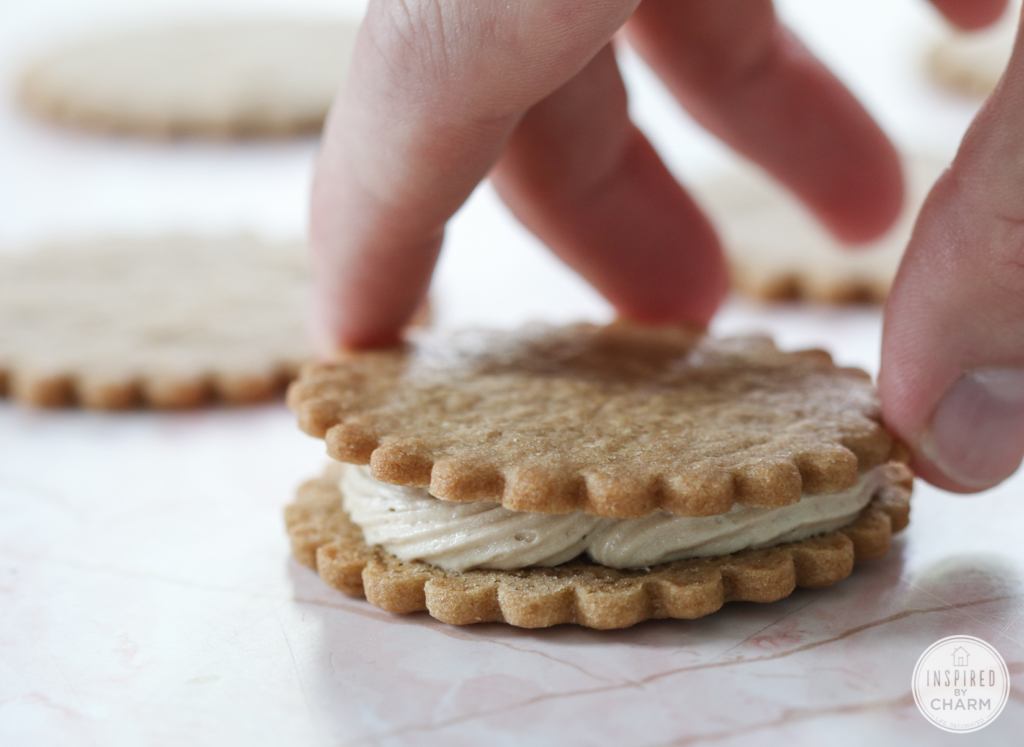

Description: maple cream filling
[340,464,883,573]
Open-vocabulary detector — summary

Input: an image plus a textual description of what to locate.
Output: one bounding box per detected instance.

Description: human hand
[880,3,1024,493]
[309,0,943,348]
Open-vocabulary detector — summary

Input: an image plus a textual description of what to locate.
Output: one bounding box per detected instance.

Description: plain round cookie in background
[0,236,312,409]
[17,19,360,139]
[693,153,948,304]
[926,2,1018,98]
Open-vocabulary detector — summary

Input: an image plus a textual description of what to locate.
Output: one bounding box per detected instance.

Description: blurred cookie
[0,236,310,408]
[695,154,946,303]
[18,19,359,138]
[286,323,912,628]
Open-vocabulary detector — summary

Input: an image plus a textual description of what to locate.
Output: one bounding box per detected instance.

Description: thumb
[880,5,1024,492]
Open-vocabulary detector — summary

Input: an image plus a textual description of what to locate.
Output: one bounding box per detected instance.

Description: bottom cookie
[285,463,912,629]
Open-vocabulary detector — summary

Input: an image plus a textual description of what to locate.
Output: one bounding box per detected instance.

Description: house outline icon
[952,647,970,667]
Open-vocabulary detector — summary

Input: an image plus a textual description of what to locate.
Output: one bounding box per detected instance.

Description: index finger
[309,0,639,351]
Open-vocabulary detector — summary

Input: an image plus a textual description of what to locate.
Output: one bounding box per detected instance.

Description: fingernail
[922,368,1024,489]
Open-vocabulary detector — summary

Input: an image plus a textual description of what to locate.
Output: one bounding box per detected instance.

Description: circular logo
[912,635,1009,733]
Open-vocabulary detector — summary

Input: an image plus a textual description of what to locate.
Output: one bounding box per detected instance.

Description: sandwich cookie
[286,323,912,628]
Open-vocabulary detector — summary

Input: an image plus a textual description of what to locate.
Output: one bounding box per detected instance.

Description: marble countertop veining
[1,0,1022,745]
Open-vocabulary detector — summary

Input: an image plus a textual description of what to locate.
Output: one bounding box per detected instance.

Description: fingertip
[608,250,729,330]
[904,452,991,494]
[931,0,1010,32]
[307,301,404,359]
[915,368,1024,491]
[881,389,1018,496]
[819,141,906,246]
[794,125,909,244]
[907,434,1022,494]
[306,284,346,361]
[880,162,1024,494]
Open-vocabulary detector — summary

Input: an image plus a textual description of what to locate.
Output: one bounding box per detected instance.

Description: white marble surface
[2,1,1023,745]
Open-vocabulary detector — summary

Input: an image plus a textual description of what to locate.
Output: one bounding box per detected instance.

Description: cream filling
[341,464,884,572]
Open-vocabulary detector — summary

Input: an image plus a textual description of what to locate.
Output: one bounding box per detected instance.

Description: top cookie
[289,323,897,519]
[19,19,359,139]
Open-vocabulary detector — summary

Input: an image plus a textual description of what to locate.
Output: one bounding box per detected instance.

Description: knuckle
[365,0,525,96]
[362,0,634,115]
[364,0,458,93]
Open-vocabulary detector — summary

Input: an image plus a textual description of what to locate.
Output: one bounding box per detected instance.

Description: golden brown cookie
[18,19,359,139]
[694,154,947,304]
[285,462,912,629]
[289,323,899,519]
[0,236,310,408]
